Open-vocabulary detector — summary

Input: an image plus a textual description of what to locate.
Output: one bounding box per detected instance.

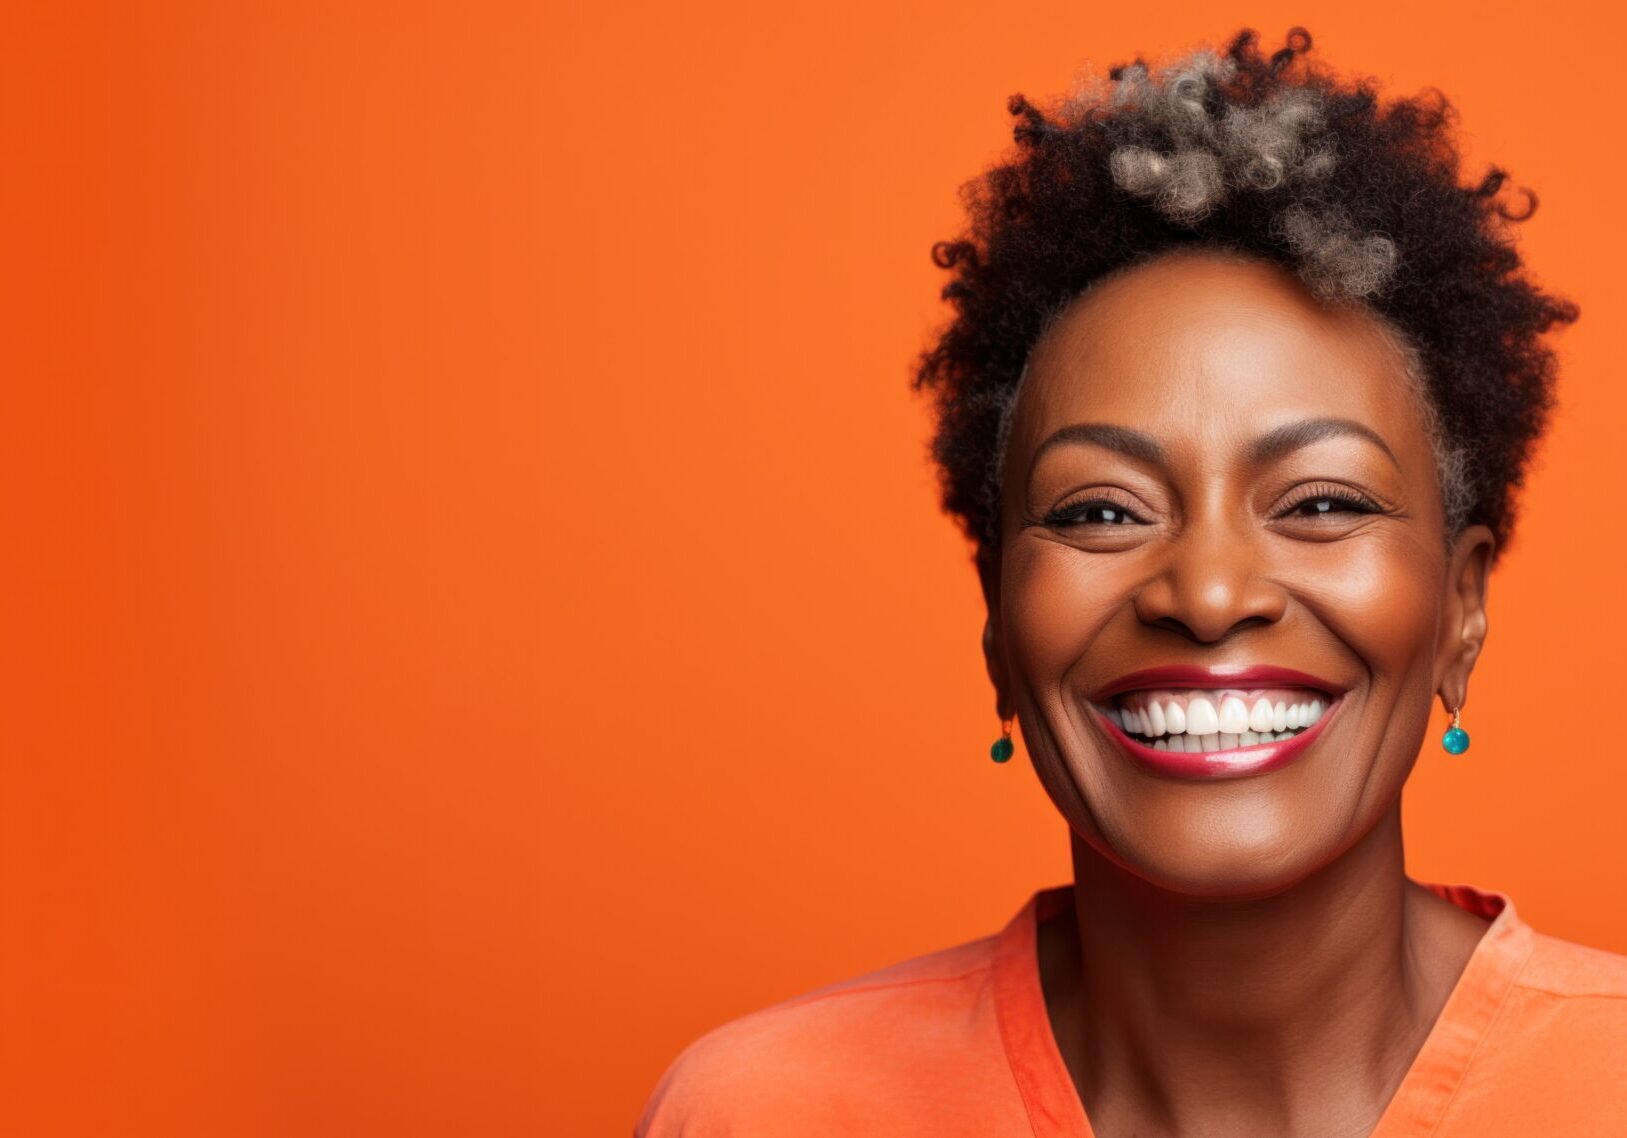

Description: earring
[1441,704,1471,755]
[990,716,1015,763]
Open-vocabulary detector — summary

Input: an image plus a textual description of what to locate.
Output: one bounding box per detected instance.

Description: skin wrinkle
[985,247,1497,1136]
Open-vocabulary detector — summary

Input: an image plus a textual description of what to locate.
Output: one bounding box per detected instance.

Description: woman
[636,27,1627,1137]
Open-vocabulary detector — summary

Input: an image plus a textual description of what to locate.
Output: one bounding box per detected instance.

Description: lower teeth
[1133,728,1306,752]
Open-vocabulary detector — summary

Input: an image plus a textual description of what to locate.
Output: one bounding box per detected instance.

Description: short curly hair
[911,26,1579,591]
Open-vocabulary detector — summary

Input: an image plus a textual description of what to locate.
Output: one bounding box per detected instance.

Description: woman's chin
[1080,811,1347,901]
[1047,720,1399,900]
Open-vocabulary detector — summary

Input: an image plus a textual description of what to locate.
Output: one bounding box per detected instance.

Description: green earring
[1441,704,1470,755]
[990,717,1015,763]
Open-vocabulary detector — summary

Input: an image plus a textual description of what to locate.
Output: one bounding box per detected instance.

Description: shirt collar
[991,879,1535,1138]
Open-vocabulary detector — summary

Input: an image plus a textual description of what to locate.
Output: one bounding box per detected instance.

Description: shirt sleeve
[633,1033,742,1138]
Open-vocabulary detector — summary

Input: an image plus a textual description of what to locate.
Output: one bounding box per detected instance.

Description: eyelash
[1043,485,1384,528]
[1275,481,1379,520]
[1041,494,1145,530]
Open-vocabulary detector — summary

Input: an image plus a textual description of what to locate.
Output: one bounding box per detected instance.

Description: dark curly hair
[911,26,1579,593]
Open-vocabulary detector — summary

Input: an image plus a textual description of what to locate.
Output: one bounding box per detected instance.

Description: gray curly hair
[1101,49,1398,302]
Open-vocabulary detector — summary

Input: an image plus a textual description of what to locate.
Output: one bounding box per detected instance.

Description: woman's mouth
[1098,687,1328,752]
[1085,668,1346,779]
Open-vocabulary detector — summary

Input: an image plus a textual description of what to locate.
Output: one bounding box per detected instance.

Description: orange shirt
[635,882,1627,1135]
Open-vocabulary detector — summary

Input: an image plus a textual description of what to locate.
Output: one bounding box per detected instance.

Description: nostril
[1151,615,1203,641]
[1148,613,1274,644]
[1226,614,1277,637]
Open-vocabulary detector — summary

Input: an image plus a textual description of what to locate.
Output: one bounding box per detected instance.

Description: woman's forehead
[1013,251,1428,465]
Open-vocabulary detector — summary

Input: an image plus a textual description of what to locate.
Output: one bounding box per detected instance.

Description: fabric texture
[635,882,1627,1135]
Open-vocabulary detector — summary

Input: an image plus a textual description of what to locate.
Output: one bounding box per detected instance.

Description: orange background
[1,3,1621,1135]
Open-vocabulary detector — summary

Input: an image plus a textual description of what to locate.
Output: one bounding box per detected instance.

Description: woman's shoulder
[1448,928,1627,1130]
[634,927,1011,1136]
[1516,927,1627,1002]
[1501,929,1627,1055]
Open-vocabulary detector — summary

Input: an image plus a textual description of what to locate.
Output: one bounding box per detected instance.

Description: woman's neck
[1041,804,1490,1138]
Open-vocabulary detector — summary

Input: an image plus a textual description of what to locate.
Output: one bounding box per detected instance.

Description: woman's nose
[1130,518,1289,643]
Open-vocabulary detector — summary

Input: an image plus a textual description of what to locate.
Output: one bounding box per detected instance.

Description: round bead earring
[1441,704,1471,755]
[990,717,1015,763]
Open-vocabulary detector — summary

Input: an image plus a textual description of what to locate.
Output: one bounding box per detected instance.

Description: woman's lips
[1084,664,1349,780]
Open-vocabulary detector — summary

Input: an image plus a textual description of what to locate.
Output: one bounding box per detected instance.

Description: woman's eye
[1282,492,1379,519]
[1045,500,1144,527]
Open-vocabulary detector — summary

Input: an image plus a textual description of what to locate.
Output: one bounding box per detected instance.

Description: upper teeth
[1098,689,1329,752]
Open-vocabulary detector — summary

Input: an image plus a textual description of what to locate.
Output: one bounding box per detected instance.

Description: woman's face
[987,248,1494,898]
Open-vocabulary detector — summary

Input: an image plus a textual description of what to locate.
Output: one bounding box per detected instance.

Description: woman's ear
[979,559,1012,720]
[982,610,1011,720]
[1436,523,1496,711]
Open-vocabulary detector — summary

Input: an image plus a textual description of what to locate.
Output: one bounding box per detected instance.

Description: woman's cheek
[1000,539,1121,834]
[1289,531,1443,801]
[1296,531,1440,683]
[1003,539,1127,695]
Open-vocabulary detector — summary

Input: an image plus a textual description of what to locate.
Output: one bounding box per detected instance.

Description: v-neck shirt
[635,882,1627,1136]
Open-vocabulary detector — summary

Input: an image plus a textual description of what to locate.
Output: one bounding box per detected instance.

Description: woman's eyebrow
[1248,417,1400,471]
[1028,423,1166,479]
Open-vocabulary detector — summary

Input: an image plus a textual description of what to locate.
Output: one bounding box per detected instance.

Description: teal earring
[991,716,1015,763]
[1441,704,1471,755]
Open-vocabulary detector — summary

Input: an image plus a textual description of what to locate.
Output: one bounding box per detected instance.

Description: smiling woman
[634,26,1627,1138]
[994,248,1480,903]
